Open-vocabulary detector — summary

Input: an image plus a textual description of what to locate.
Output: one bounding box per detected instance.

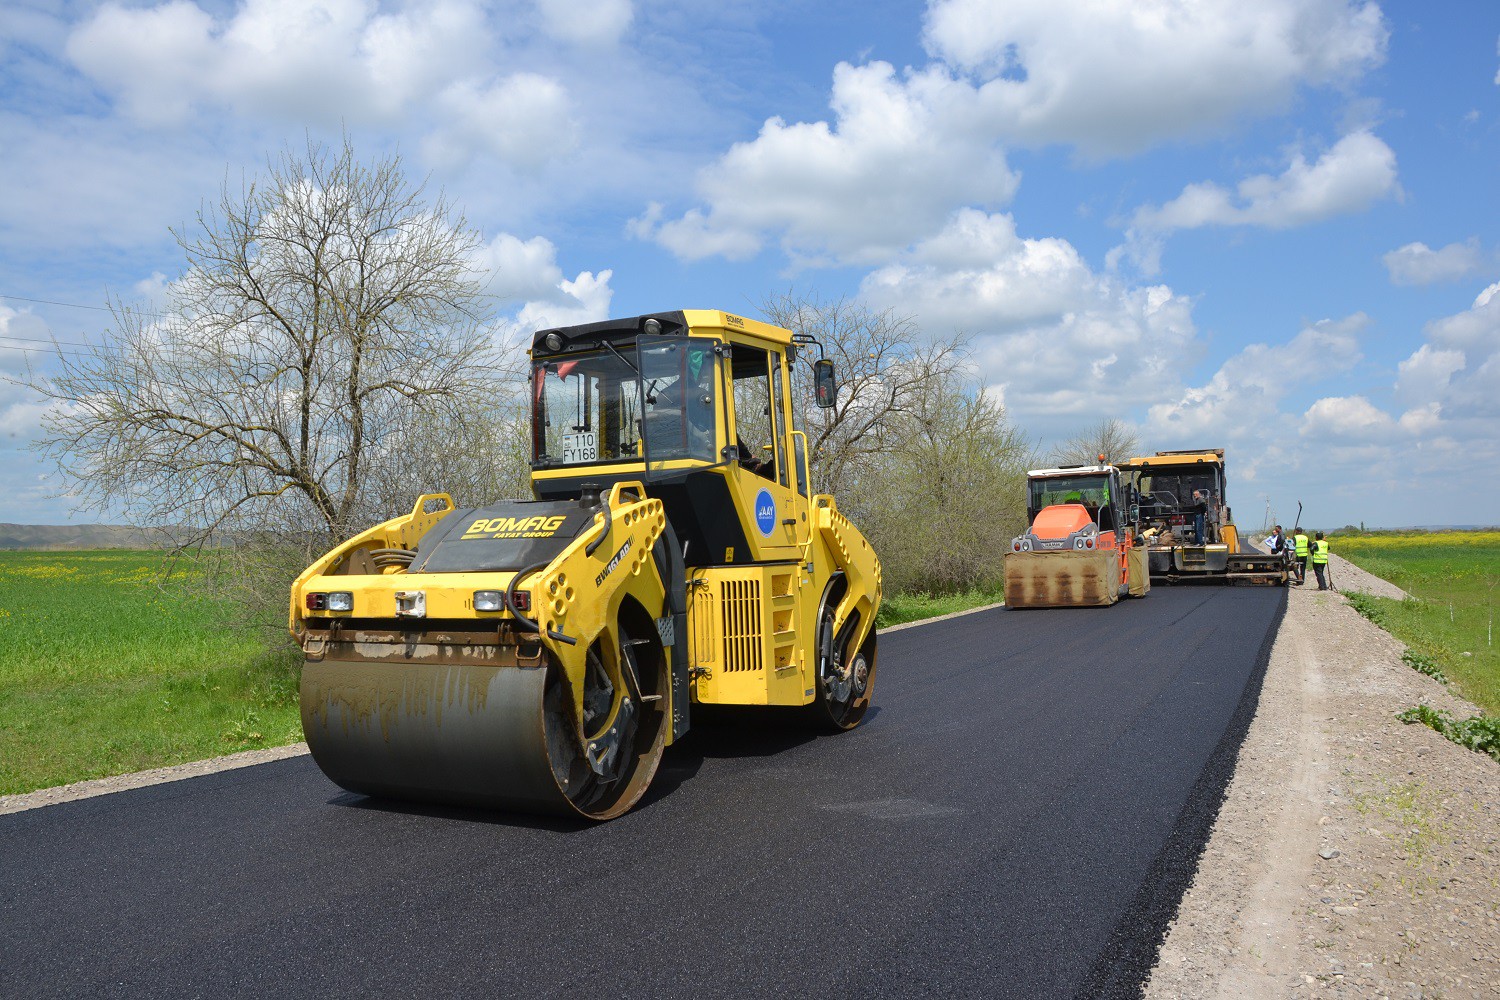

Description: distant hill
[0,523,170,550]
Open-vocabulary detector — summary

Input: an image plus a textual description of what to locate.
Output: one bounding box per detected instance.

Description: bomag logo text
[462,514,568,539]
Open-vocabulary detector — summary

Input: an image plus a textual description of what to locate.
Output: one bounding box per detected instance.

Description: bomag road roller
[1119,449,1286,585]
[290,310,881,820]
[1003,460,1149,608]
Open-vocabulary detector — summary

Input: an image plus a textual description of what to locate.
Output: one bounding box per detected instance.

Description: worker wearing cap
[1192,489,1209,544]
[1292,528,1310,584]
[1311,531,1331,590]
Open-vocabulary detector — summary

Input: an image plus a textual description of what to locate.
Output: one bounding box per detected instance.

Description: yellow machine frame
[290,310,882,818]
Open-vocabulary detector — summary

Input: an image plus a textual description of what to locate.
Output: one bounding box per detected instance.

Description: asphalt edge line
[2,599,1008,815]
[0,742,311,816]
[1077,585,1291,999]
[881,600,1005,633]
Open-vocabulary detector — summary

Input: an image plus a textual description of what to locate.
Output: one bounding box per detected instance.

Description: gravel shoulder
[1145,567,1499,999]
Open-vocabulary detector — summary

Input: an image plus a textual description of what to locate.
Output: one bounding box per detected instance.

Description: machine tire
[547,617,670,820]
[811,593,876,732]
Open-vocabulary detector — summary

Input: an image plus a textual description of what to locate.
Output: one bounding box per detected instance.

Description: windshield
[1029,474,1111,512]
[639,338,718,467]
[531,339,719,469]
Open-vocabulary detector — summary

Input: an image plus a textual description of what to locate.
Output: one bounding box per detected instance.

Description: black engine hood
[408,499,600,574]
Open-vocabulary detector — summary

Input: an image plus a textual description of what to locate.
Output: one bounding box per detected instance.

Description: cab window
[730,347,779,482]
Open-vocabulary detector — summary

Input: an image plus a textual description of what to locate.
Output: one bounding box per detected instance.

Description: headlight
[326,591,354,612]
[473,590,504,612]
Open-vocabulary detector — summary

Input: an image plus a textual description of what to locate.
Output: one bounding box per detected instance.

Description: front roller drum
[301,643,668,821]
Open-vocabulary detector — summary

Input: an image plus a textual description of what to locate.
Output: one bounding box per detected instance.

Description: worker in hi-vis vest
[1311,531,1331,591]
[1293,529,1310,585]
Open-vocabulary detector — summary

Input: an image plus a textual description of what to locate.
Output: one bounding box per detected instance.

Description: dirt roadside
[1146,556,1500,999]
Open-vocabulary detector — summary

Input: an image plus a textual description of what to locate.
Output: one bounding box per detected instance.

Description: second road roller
[290,310,882,820]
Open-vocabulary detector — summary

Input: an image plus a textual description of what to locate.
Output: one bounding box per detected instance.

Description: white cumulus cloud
[640,61,1019,265]
[1300,394,1395,439]
[923,0,1388,154]
[648,2,1390,268]
[859,210,1198,430]
[1147,313,1369,443]
[423,74,577,172]
[535,0,632,47]
[1383,239,1489,286]
[65,0,579,175]
[471,233,615,347]
[1120,131,1400,274]
[69,0,489,126]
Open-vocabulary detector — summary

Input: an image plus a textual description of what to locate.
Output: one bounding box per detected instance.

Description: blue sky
[1,0,1497,529]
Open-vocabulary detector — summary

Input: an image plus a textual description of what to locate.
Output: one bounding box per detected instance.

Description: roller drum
[301,657,664,820]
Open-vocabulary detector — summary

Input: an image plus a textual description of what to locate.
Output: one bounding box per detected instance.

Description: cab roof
[1026,464,1117,479]
[531,309,792,358]
[1119,449,1225,470]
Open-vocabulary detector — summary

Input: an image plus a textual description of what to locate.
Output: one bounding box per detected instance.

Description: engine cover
[407,499,599,573]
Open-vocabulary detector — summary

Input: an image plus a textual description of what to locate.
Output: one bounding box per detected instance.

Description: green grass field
[0,551,302,796]
[875,584,1005,628]
[1333,530,1500,716]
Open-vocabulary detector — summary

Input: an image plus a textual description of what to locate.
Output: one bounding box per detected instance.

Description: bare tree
[852,376,1032,594]
[28,138,519,632]
[1048,417,1140,467]
[31,136,506,552]
[759,291,969,494]
[759,290,1032,593]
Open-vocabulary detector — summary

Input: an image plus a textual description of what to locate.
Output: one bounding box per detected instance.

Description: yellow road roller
[291,310,882,819]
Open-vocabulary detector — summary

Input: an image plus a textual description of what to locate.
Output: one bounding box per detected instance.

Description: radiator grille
[721,579,762,672]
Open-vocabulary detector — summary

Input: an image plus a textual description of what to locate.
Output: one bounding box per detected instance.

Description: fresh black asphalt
[1,585,1286,999]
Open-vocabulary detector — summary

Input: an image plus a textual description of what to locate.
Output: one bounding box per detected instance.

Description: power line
[0,333,97,349]
[0,294,116,313]
[0,344,100,361]
[0,293,166,320]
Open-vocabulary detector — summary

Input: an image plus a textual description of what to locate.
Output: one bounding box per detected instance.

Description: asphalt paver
[0,585,1286,999]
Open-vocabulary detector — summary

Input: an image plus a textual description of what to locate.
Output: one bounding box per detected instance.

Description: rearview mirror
[813,358,837,408]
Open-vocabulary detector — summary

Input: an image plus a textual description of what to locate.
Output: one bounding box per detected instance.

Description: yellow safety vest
[1294,533,1309,557]
[1312,539,1329,564]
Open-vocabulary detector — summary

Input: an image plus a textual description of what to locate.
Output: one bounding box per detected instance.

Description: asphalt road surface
[2,585,1286,999]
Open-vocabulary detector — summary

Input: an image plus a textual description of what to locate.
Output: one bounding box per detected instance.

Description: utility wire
[0,345,100,361]
[1,293,166,320]
[0,333,97,349]
[1,294,115,313]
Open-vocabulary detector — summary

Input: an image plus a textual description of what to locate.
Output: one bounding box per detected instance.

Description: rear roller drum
[812,603,876,731]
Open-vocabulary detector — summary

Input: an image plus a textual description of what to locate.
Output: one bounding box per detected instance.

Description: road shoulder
[1145,578,1499,998]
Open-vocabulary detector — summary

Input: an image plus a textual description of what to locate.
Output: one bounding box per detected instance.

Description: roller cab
[1003,463,1148,608]
[292,311,883,819]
